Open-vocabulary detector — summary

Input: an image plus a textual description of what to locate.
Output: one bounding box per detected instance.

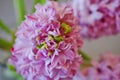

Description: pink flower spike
[8,1,83,80]
[72,0,120,39]
[82,52,120,80]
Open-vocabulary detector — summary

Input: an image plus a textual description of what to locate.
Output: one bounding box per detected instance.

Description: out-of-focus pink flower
[82,52,120,80]
[72,0,120,39]
[8,1,83,80]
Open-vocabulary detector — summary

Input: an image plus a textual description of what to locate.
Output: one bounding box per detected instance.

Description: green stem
[0,20,14,36]
[13,0,26,25]
[0,38,12,51]
[31,0,46,13]
[78,50,91,61]
[78,50,92,69]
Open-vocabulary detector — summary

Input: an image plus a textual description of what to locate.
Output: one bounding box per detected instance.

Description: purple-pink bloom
[72,0,120,39]
[8,1,83,80]
[82,52,120,80]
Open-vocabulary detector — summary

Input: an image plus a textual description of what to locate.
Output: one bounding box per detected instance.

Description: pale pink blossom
[82,52,120,80]
[72,0,120,39]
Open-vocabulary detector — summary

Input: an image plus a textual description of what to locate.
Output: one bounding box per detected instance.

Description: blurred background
[0,0,120,80]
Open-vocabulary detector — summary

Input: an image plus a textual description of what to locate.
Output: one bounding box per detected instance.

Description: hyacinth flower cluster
[82,52,120,80]
[72,0,120,39]
[8,1,83,80]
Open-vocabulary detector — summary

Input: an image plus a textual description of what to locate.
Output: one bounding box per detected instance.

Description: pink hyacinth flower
[82,52,120,80]
[8,1,83,80]
[72,0,120,39]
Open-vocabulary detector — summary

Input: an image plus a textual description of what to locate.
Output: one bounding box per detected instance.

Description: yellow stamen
[61,22,72,34]
[48,35,53,40]
[54,35,64,43]
[36,42,47,49]
[36,37,39,41]
[48,51,52,56]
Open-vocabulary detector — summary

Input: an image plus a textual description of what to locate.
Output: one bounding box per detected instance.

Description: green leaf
[39,0,46,5]
[80,60,92,69]
[17,75,24,80]
[78,50,91,61]
[13,0,26,25]
[0,19,14,35]
[32,0,46,13]
[0,38,12,51]
[7,64,16,71]
[78,50,92,69]
[5,66,23,80]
